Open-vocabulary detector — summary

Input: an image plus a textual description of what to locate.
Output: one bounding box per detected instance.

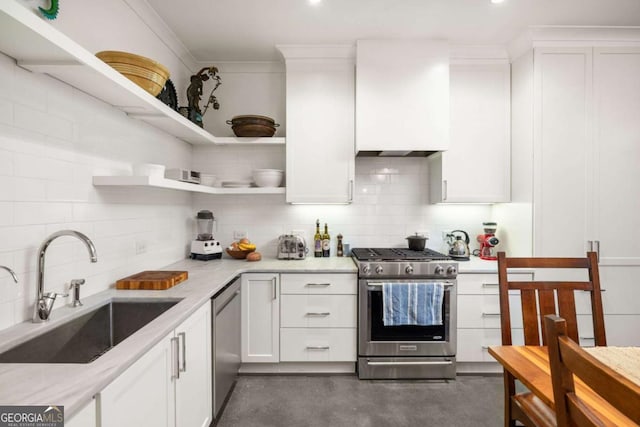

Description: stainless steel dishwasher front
[212,277,241,419]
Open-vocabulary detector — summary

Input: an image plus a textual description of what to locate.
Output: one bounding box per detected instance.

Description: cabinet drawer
[281,295,356,328]
[457,328,524,362]
[280,328,356,362]
[281,273,357,295]
[457,294,523,329]
[457,272,533,295]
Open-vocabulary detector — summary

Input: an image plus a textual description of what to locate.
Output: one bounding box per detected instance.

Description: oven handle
[366,281,455,288]
[366,361,454,366]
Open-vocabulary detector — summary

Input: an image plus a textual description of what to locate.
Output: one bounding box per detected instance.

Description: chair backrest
[497,251,606,347]
[544,315,640,426]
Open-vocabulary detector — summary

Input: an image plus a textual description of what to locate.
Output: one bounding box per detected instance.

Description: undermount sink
[0,299,181,364]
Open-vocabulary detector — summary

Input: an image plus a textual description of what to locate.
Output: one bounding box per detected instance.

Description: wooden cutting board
[116,271,188,290]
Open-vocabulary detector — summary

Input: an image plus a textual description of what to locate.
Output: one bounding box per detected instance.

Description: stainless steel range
[352,248,458,380]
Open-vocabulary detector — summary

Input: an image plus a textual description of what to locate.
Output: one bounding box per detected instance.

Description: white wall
[0,2,194,329]
[192,148,494,257]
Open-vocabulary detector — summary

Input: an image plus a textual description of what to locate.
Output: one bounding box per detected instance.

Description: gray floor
[216,375,503,427]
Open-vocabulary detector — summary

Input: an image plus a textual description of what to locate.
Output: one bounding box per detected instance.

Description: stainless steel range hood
[355,150,439,157]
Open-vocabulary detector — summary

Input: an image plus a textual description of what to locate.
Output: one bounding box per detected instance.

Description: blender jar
[196,210,214,241]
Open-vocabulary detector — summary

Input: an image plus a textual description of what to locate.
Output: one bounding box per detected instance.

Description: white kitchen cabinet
[278,45,355,204]
[456,272,531,366]
[429,62,511,203]
[279,273,357,363]
[100,303,212,427]
[66,399,96,427]
[241,273,280,363]
[355,40,449,154]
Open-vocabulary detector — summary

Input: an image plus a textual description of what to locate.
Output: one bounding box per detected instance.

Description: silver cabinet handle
[482,283,499,288]
[171,336,180,380]
[367,361,454,366]
[443,180,448,201]
[306,312,330,316]
[481,312,500,317]
[178,332,186,373]
[588,240,594,252]
[272,277,277,300]
[594,240,600,262]
[481,346,490,350]
[306,346,330,350]
[306,283,331,287]
[348,179,354,202]
[580,336,595,340]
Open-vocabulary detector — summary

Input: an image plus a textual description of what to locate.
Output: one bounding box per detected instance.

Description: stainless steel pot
[406,233,427,251]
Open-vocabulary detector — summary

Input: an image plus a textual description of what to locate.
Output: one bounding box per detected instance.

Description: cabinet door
[175,303,212,427]
[241,273,279,362]
[430,62,511,203]
[592,47,640,265]
[533,47,592,258]
[284,58,355,203]
[66,399,96,427]
[100,331,175,427]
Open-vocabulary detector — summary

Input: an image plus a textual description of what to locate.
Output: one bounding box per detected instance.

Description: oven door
[358,279,457,357]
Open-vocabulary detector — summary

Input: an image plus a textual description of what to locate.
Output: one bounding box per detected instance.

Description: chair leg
[504,371,517,427]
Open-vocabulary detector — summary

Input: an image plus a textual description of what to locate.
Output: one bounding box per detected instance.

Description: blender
[190,210,222,260]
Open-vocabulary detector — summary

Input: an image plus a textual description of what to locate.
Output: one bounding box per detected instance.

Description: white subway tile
[13,202,73,226]
[0,99,12,126]
[0,202,12,226]
[11,177,46,201]
[14,104,74,141]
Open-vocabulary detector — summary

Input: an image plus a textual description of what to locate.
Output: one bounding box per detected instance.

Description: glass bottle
[314,219,322,258]
[322,223,330,257]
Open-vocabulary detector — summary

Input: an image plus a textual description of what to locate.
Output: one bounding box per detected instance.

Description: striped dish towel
[382,282,445,326]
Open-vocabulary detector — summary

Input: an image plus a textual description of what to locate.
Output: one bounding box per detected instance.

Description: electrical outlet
[135,240,147,254]
[233,230,248,240]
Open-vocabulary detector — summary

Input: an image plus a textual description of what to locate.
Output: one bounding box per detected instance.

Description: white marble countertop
[456,256,499,273]
[0,256,357,417]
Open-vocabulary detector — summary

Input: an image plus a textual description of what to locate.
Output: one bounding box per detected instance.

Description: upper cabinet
[355,40,449,155]
[279,45,355,204]
[429,61,511,203]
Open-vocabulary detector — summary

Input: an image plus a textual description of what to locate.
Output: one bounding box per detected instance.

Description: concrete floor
[216,375,503,427]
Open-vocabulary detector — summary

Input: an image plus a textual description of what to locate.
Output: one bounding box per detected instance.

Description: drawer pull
[481,346,490,350]
[306,283,331,287]
[481,312,501,317]
[580,336,595,340]
[306,345,330,350]
[482,283,499,288]
[306,312,330,316]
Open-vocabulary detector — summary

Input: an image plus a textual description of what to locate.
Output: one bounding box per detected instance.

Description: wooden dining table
[488,345,640,425]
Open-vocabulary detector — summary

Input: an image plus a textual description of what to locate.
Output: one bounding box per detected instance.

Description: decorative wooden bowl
[226,248,255,259]
[226,115,280,137]
[96,50,170,97]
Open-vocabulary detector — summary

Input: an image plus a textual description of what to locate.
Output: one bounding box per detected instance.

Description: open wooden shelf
[93,176,286,195]
[0,2,285,147]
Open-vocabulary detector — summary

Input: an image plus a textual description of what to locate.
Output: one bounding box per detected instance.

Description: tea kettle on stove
[446,230,470,261]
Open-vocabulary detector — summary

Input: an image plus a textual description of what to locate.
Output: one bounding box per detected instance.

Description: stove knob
[362,265,371,275]
[375,265,384,274]
[405,265,414,275]
[446,265,457,276]
[434,265,445,276]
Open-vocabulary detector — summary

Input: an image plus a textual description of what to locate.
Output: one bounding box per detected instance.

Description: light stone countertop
[0,256,358,418]
[456,257,499,273]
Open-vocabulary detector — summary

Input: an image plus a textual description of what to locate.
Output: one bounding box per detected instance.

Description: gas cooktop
[351,247,451,262]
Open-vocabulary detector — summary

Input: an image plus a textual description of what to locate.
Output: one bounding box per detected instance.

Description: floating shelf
[93,176,286,195]
[0,2,285,147]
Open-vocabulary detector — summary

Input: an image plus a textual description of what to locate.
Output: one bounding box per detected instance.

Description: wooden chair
[497,251,606,427]
[544,314,640,426]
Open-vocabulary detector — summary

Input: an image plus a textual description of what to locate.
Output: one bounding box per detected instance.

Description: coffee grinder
[190,210,222,260]
[476,222,499,260]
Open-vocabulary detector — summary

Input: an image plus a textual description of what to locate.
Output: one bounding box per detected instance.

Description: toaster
[277,234,308,260]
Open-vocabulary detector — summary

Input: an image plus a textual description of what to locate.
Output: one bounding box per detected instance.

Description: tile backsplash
[0,52,193,330]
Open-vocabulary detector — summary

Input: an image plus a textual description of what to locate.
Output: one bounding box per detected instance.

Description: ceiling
[145,0,640,62]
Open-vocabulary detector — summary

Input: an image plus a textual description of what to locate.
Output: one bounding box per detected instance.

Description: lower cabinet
[280,273,357,362]
[99,303,212,427]
[456,272,531,366]
[241,273,280,363]
[66,399,96,427]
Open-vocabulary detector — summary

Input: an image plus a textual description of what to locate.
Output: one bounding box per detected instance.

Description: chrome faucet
[34,230,98,322]
[0,266,18,283]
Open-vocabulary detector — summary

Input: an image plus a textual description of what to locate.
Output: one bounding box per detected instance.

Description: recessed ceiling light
[491,0,506,3]
[309,0,322,5]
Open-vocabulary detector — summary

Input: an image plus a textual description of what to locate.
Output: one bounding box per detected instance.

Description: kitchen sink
[0,299,181,364]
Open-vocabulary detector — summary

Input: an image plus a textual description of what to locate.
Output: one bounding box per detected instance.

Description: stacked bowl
[252,169,284,188]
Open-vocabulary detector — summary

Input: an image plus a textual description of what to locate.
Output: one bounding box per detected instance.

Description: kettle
[446,230,470,261]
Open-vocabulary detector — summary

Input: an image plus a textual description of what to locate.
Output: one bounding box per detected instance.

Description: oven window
[369,289,449,342]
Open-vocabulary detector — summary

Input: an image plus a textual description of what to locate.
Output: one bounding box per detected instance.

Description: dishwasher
[212,277,241,419]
